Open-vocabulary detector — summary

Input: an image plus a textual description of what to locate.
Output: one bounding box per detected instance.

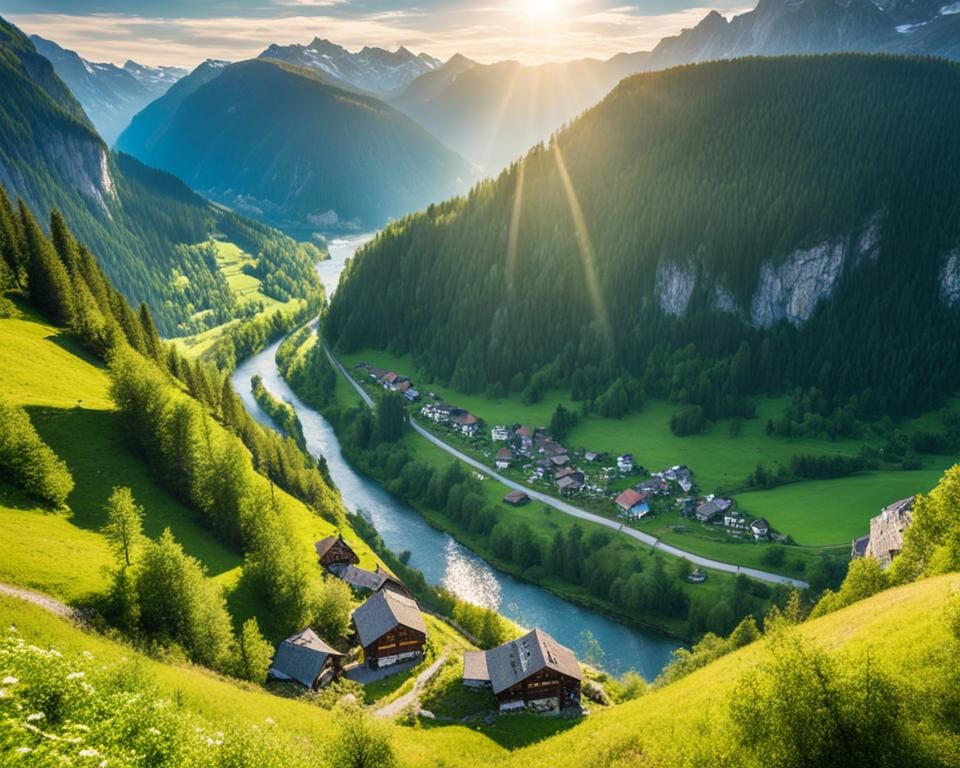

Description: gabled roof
[269,628,342,688]
[616,489,646,510]
[352,589,427,648]
[751,517,769,531]
[496,448,514,461]
[462,650,490,682]
[483,628,582,695]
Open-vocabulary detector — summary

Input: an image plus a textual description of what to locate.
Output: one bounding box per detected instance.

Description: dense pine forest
[0,18,322,335]
[326,55,960,425]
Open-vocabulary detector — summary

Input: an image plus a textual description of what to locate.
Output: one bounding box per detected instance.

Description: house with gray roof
[268,628,343,690]
[461,628,582,712]
[352,589,428,668]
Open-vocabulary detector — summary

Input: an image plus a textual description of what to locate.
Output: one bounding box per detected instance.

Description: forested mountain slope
[115,58,474,231]
[0,18,318,336]
[327,55,960,421]
[30,35,184,144]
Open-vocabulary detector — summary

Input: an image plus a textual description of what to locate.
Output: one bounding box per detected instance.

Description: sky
[3,0,748,68]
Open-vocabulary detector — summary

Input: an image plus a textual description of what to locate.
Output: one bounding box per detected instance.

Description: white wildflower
[2,675,17,684]
[82,651,93,659]
[79,748,100,757]
[67,671,85,680]
[264,717,275,725]
[27,712,45,721]
[147,727,161,736]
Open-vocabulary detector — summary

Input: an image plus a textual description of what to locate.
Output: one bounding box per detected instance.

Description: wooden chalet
[462,628,582,712]
[352,589,428,668]
[503,490,530,506]
[314,535,360,570]
[268,628,343,690]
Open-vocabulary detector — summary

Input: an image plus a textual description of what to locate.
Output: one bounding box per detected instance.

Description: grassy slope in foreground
[0,308,372,638]
[2,571,958,766]
[338,347,957,547]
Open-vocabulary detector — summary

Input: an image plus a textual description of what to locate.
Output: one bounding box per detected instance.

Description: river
[232,233,680,679]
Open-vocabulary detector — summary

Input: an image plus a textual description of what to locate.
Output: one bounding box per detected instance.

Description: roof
[557,475,582,491]
[504,490,529,504]
[751,517,769,531]
[314,536,344,559]
[352,589,427,648]
[462,651,490,682]
[496,448,514,461]
[616,489,646,510]
[852,534,871,558]
[483,628,582,695]
[269,628,342,688]
[330,563,407,594]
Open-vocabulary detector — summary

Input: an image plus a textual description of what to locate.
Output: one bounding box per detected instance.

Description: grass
[735,469,948,546]
[173,240,305,359]
[4,571,958,765]
[338,347,960,549]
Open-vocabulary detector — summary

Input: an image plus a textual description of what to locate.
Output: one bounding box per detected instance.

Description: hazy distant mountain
[257,37,441,96]
[392,53,649,173]
[646,0,960,68]
[116,59,229,157]
[29,35,185,144]
[122,60,188,90]
[116,58,473,231]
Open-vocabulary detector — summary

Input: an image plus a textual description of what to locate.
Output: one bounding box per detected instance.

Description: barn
[314,534,360,570]
[268,628,343,690]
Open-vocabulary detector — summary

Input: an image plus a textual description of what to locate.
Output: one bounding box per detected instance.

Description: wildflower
[264,717,275,725]
[67,671,85,680]
[27,712,45,721]
[16,747,31,754]
[79,748,100,757]
[147,727,161,736]
[2,675,17,684]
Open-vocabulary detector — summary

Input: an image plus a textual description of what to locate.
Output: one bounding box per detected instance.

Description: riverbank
[234,331,681,678]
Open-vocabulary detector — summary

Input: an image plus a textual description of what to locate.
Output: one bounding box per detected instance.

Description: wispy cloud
[6,1,748,68]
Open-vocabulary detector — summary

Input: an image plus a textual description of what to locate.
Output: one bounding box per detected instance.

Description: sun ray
[480,62,525,172]
[552,141,612,345]
[505,159,527,291]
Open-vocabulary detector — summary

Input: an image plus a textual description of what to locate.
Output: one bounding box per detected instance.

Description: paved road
[323,340,809,589]
[374,654,447,719]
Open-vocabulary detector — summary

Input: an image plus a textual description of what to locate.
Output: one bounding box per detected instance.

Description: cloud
[6,1,749,68]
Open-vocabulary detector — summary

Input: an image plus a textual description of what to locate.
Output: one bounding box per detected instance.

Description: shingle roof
[269,628,342,688]
[462,651,490,682]
[314,536,339,559]
[352,589,427,648]
[616,489,645,510]
[483,628,582,695]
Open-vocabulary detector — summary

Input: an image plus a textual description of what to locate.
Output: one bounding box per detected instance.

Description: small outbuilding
[352,589,428,668]
[268,628,343,690]
[315,535,360,570]
[503,490,530,506]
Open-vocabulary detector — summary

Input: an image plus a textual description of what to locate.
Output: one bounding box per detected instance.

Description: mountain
[0,18,318,336]
[116,58,229,157]
[28,35,185,144]
[122,59,188,90]
[258,37,441,96]
[116,58,473,231]
[392,52,651,172]
[327,56,960,422]
[646,0,960,67]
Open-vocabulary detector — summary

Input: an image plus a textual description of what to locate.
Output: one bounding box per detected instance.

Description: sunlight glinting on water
[441,539,503,610]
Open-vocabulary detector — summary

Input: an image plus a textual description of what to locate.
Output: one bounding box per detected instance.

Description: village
[266,533,585,717]
[353,363,781,559]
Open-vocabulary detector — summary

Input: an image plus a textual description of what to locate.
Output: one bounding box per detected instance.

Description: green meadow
[337,347,958,551]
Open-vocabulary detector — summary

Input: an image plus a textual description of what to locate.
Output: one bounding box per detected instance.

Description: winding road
[323,340,809,589]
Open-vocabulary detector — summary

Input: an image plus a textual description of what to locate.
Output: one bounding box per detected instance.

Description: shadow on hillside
[0,480,47,512]
[26,405,242,578]
[46,330,108,370]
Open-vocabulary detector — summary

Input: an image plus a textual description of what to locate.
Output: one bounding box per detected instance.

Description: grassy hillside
[0,306,369,636]
[2,570,957,766]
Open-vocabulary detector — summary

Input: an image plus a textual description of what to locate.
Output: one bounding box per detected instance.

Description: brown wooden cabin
[314,534,360,570]
[462,628,582,712]
[352,589,427,668]
[267,628,343,690]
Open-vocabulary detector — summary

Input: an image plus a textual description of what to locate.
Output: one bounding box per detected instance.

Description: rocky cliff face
[940,250,960,306]
[655,259,697,316]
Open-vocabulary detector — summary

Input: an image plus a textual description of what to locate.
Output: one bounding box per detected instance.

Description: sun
[522,0,563,19]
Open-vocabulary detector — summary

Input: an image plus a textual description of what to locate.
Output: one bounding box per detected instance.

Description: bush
[324,707,397,768]
[0,398,74,506]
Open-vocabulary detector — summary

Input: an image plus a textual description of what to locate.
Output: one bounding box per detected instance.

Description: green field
[338,347,959,549]
[173,240,306,359]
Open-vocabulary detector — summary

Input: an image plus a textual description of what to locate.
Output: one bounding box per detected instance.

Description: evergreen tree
[19,201,74,327]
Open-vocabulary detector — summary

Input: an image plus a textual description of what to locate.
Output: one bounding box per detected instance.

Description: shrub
[0,399,74,506]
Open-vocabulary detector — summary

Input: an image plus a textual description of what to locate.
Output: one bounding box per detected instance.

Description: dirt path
[0,582,77,620]
[374,654,447,719]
